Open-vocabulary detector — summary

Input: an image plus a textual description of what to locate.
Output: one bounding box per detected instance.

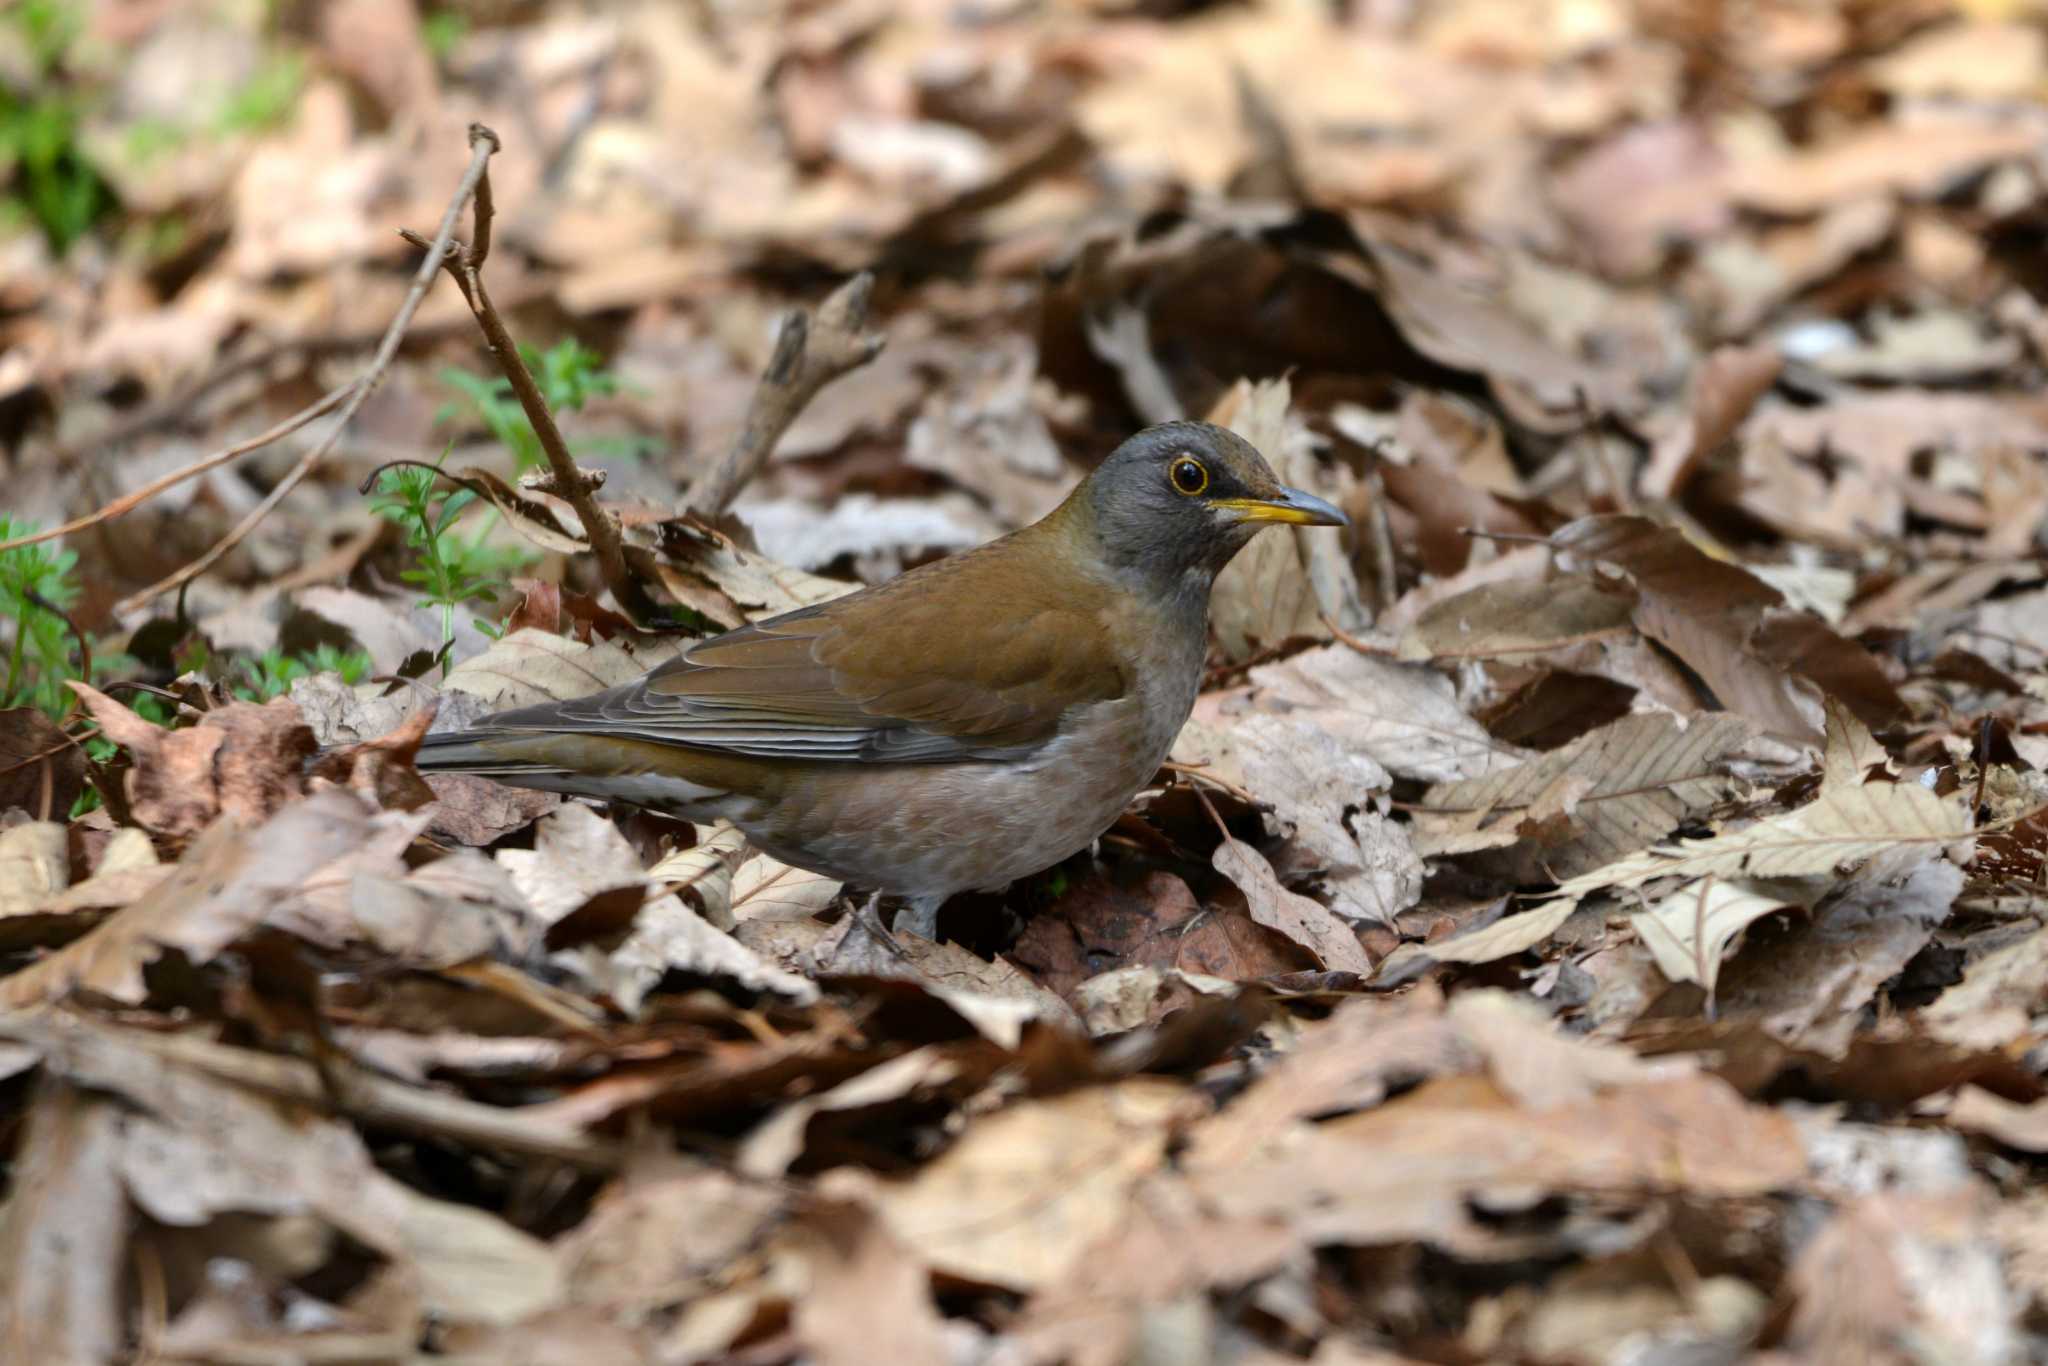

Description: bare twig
[691,272,885,517]
[398,141,662,625]
[0,387,353,555]
[110,126,503,617]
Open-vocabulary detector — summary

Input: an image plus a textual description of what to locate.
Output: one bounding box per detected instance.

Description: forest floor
[6,1,2048,1362]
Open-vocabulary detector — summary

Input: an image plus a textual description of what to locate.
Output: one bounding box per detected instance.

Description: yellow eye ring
[1169,456,1208,496]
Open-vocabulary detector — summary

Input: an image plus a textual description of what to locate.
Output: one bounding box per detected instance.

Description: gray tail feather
[411,729,552,777]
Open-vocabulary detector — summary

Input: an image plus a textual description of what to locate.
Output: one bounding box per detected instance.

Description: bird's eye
[1169,456,1208,496]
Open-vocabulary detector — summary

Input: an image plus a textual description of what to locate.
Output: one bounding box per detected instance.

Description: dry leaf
[1411,712,1753,881]
[1213,837,1372,973]
[865,1080,1184,1290]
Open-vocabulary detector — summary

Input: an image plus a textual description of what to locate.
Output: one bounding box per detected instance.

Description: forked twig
[398,131,662,624]
[109,124,504,617]
[690,272,885,517]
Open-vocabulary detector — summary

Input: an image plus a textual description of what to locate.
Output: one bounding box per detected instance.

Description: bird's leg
[854,890,893,943]
[893,896,942,943]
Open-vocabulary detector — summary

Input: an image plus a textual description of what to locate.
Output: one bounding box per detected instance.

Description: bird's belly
[737,695,1174,900]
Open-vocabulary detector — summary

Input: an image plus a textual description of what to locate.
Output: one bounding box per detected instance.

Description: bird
[413,419,1347,942]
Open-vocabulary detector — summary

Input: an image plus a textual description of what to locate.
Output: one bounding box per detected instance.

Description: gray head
[1079,420,1347,590]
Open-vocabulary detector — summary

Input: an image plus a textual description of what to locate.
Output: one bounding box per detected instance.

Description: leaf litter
[6,1,2048,1361]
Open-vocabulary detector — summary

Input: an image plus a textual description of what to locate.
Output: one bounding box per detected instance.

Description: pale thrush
[415,420,1347,939]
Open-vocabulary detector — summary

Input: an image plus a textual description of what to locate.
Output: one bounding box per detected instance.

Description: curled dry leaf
[306,692,437,811]
[1640,342,1782,501]
[1630,878,1801,998]
[1552,515,1904,742]
[5,1011,565,1328]
[1358,238,1632,432]
[814,912,1076,1046]
[646,514,859,628]
[0,1082,127,1365]
[1213,836,1373,973]
[71,684,317,839]
[790,1189,952,1366]
[1554,774,1972,901]
[1395,574,1636,662]
[0,821,66,915]
[502,805,816,1012]
[1245,643,1519,785]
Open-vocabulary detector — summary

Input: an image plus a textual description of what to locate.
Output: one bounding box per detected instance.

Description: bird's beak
[1212,486,1350,528]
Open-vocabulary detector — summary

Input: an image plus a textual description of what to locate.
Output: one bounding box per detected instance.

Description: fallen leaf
[1630,878,1799,998]
[1213,837,1372,973]
[0,708,84,819]
[72,684,317,839]
[0,788,375,1010]
[865,1080,1185,1290]
[440,629,691,714]
[1411,712,1753,881]
[1396,575,1637,662]
[790,1188,951,1366]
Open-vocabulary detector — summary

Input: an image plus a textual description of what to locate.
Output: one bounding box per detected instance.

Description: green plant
[421,10,468,61]
[0,1,115,252]
[440,338,647,473]
[215,53,302,136]
[370,455,534,659]
[0,517,84,717]
[231,644,372,701]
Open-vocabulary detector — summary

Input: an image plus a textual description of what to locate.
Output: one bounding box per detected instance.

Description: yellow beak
[1212,487,1349,528]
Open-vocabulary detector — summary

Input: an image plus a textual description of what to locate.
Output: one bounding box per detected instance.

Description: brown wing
[471,535,1129,764]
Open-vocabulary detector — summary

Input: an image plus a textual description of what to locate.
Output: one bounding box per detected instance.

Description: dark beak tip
[1283,486,1349,529]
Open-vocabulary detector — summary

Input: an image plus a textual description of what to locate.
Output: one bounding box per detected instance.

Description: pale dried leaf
[440,629,690,714]
[1213,837,1372,973]
[866,1080,1183,1290]
[1396,575,1636,662]
[0,790,376,1010]
[0,1083,127,1365]
[1411,713,1753,880]
[1247,643,1518,784]
[0,821,67,915]
[1553,778,1972,901]
[1630,878,1798,995]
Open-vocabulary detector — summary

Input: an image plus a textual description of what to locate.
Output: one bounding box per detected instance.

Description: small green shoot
[231,644,372,702]
[0,516,84,718]
[0,1,115,252]
[439,338,648,473]
[421,10,468,61]
[215,53,303,136]
[370,455,533,659]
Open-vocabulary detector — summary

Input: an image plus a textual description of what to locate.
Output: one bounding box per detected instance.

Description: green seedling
[439,338,649,473]
[231,644,373,702]
[0,0,114,252]
[370,454,534,660]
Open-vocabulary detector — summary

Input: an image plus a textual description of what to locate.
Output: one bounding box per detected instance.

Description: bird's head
[1079,420,1348,590]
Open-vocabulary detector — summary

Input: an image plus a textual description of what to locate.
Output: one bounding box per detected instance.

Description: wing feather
[462,529,1129,765]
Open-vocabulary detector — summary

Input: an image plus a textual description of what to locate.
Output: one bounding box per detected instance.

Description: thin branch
[0,386,353,554]
[110,124,503,618]
[690,271,885,517]
[399,172,662,625]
